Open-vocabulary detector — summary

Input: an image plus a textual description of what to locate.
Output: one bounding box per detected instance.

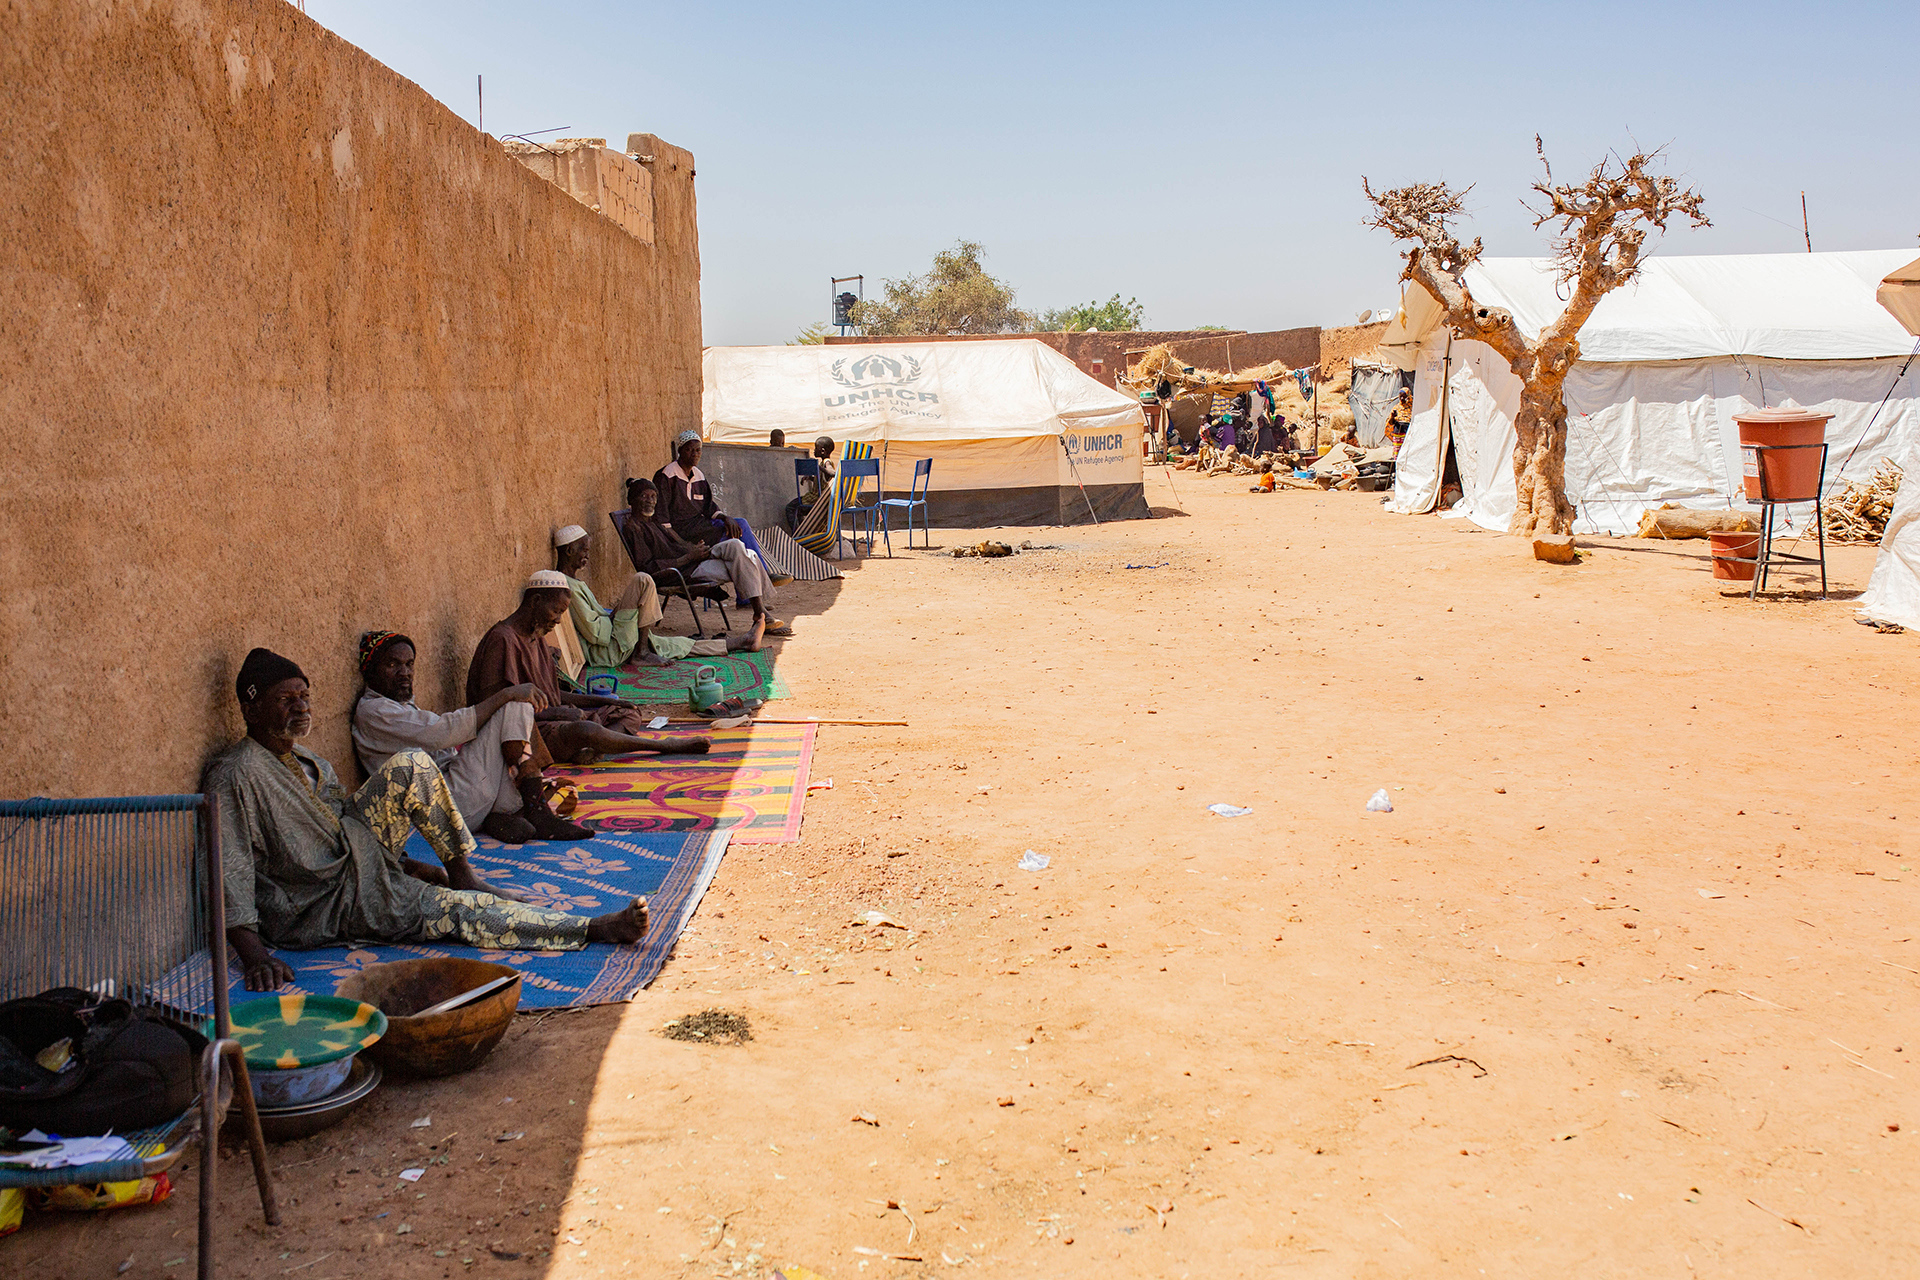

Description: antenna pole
[478,75,483,135]
[1801,191,1812,253]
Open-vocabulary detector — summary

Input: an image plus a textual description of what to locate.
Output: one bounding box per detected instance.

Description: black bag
[0,988,205,1136]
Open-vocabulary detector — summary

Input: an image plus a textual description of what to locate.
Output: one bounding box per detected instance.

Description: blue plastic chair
[876,457,932,556]
[837,457,883,557]
[793,456,820,510]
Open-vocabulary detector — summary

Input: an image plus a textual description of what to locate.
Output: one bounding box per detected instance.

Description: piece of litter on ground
[496,1132,524,1143]
[808,778,834,792]
[410,1116,431,1128]
[1206,803,1253,818]
[395,1224,413,1235]
[1123,562,1169,569]
[857,909,907,929]
[398,1168,425,1182]
[1366,788,1394,813]
[1018,850,1051,871]
[1697,889,1726,899]
[647,715,669,730]
[851,1112,879,1126]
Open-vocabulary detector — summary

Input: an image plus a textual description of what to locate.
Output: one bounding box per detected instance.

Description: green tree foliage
[849,241,1034,336]
[788,321,834,345]
[1038,294,1146,333]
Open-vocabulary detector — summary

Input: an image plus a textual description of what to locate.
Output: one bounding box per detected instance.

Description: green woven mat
[583,649,788,706]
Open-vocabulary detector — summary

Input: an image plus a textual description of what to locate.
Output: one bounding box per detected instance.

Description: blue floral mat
[217,829,729,1009]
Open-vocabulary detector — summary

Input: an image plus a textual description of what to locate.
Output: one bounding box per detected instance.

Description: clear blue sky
[313,0,1919,346]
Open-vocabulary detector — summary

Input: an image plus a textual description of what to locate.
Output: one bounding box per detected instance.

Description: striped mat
[756,523,843,581]
[550,720,814,844]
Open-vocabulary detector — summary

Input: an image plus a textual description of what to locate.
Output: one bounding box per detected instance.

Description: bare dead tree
[1364,144,1709,537]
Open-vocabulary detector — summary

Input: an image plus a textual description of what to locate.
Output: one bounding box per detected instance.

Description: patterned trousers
[353,749,592,952]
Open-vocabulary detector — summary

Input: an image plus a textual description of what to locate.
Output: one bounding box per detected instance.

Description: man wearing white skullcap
[553,524,668,668]
[465,569,710,768]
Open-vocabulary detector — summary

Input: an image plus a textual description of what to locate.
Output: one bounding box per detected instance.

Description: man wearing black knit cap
[205,648,648,991]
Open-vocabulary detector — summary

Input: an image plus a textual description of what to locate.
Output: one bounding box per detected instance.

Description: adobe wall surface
[0,0,702,798]
[1318,322,1392,376]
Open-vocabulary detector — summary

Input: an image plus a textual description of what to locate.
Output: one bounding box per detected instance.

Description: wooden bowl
[334,958,521,1078]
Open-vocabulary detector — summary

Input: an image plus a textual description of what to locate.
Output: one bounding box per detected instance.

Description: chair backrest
[911,457,933,500]
[842,457,881,506]
[608,510,644,573]
[0,795,229,1034]
[793,457,820,505]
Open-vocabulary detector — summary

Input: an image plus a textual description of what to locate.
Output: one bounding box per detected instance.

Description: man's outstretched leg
[539,720,710,764]
[354,748,528,901]
[418,888,648,950]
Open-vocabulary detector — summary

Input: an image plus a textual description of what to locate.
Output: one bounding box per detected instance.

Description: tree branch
[1362,177,1527,364]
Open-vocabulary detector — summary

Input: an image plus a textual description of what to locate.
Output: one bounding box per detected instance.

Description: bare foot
[571,747,600,766]
[445,855,531,903]
[640,735,711,755]
[745,615,768,653]
[586,897,649,944]
[639,652,673,667]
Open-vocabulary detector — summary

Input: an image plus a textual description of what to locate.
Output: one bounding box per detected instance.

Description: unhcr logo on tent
[830,354,925,388]
[823,353,940,409]
[1063,432,1127,455]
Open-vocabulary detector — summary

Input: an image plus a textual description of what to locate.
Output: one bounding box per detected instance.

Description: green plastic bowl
[225,994,388,1106]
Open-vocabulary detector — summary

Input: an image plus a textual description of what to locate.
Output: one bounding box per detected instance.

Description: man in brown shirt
[468,570,711,766]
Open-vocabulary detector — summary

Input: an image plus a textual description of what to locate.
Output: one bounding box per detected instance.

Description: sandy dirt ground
[15,468,1918,1279]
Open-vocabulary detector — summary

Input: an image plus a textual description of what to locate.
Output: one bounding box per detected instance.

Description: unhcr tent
[1859,255,1920,629]
[703,340,1149,526]
[1378,250,1920,535]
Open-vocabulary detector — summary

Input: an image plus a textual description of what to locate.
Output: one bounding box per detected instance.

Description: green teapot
[687,665,726,712]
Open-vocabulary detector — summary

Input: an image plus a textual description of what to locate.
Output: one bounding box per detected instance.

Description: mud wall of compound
[0,0,702,798]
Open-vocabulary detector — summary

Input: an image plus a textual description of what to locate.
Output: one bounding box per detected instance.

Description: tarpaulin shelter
[1858,255,1920,629]
[702,340,1148,526]
[1376,250,1920,535]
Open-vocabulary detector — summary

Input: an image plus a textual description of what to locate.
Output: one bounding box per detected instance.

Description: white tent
[703,340,1149,526]
[1378,250,1920,535]
[1858,255,1920,629]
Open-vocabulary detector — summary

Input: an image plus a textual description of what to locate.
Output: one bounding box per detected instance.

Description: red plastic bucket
[1735,407,1830,502]
[1710,530,1760,581]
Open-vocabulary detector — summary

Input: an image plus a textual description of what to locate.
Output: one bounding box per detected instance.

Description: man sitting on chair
[207,648,649,992]
[621,477,790,650]
[354,629,588,847]
[467,571,711,765]
[552,524,671,669]
[655,429,795,587]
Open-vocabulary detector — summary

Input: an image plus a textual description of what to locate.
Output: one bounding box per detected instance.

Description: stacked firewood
[1821,459,1904,544]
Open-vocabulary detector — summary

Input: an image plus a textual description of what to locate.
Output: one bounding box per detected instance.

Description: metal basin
[251,1057,383,1143]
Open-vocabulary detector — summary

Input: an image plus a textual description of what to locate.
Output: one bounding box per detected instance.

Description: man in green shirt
[553,524,672,668]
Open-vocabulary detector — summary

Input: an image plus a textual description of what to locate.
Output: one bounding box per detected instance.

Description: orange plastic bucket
[1735,408,1830,502]
[1710,530,1760,581]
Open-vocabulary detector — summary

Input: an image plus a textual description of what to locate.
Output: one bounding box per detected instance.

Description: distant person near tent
[1386,388,1413,456]
[785,436,839,532]
[794,441,875,558]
